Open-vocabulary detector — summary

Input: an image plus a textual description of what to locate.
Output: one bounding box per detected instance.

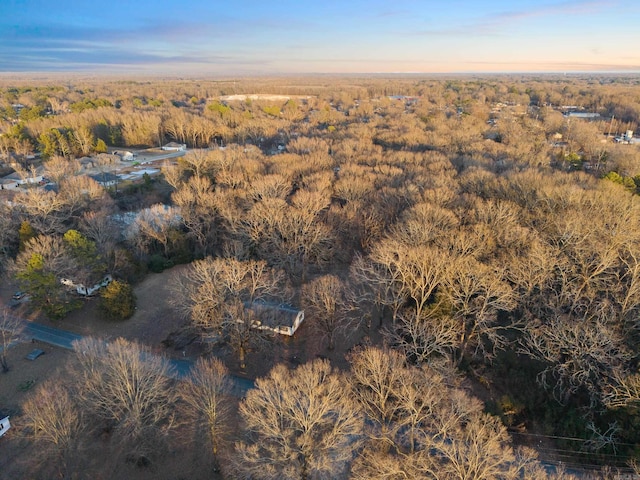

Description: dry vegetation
[2,74,640,478]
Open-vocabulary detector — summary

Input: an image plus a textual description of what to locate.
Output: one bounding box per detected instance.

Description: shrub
[99,280,136,320]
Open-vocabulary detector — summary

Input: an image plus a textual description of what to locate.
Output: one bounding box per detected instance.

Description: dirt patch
[54,264,190,356]
[0,342,70,416]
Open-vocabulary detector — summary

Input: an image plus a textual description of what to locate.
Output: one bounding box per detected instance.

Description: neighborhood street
[21,320,254,396]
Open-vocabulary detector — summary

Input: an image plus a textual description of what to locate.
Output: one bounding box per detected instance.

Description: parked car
[26,349,45,361]
[11,291,26,301]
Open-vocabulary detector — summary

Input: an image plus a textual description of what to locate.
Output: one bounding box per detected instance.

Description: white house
[60,274,113,296]
[2,166,45,185]
[244,301,305,336]
[162,142,187,151]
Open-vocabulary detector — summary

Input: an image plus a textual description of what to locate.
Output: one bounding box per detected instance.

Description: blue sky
[1,0,639,73]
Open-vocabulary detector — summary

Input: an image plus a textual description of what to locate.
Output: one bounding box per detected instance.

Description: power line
[510,430,639,448]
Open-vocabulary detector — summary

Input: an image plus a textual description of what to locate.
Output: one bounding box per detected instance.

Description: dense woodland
[2,75,640,479]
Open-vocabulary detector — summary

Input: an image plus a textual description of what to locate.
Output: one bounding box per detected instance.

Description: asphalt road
[23,321,254,396]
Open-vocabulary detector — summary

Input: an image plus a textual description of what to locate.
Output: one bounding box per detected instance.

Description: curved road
[23,321,254,397]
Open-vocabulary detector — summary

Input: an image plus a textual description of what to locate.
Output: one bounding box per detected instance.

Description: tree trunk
[239,346,246,371]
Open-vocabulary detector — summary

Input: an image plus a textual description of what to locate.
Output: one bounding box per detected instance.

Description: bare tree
[350,251,406,328]
[180,357,233,465]
[244,192,334,283]
[0,204,20,270]
[303,274,353,350]
[72,126,95,156]
[443,257,516,364]
[22,379,85,476]
[79,210,119,252]
[125,204,183,257]
[349,347,532,480]
[602,369,640,409]
[521,314,632,406]
[43,155,80,186]
[180,148,218,179]
[174,257,290,369]
[72,337,177,459]
[171,175,221,256]
[58,174,111,222]
[14,188,70,234]
[387,313,459,365]
[232,359,363,480]
[349,347,409,439]
[0,134,13,160]
[0,307,24,372]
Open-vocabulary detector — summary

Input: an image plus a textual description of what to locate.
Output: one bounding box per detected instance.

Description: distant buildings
[89,172,119,187]
[614,130,640,144]
[563,111,601,119]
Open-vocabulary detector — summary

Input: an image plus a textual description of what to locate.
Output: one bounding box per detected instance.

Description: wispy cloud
[415,0,610,36]
[0,18,279,71]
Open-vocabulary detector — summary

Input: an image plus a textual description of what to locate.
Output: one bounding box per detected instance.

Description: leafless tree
[520,314,632,406]
[302,274,354,350]
[62,173,112,211]
[349,347,534,480]
[22,379,85,477]
[14,188,70,234]
[243,191,334,282]
[602,369,640,409]
[72,337,177,458]
[349,347,409,439]
[0,134,13,160]
[125,204,182,257]
[72,126,95,156]
[443,257,517,364]
[180,357,234,465]
[0,204,20,270]
[173,257,290,369]
[79,210,119,252]
[350,250,406,328]
[0,307,24,372]
[171,175,220,256]
[180,148,218,179]
[232,359,363,480]
[387,313,460,366]
[43,155,80,186]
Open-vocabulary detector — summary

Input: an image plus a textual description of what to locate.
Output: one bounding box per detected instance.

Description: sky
[1,0,639,74]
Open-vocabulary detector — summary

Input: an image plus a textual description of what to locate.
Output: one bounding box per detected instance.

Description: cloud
[0,18,270,71]
[415,0,610,36]
[0,39,270,72]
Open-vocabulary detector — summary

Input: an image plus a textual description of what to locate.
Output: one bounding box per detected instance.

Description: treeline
[1,75,640,159]
[2,76,640,477]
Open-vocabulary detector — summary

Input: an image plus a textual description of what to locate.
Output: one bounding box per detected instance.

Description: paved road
[24,322,82,349]
[23,321,254,396]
